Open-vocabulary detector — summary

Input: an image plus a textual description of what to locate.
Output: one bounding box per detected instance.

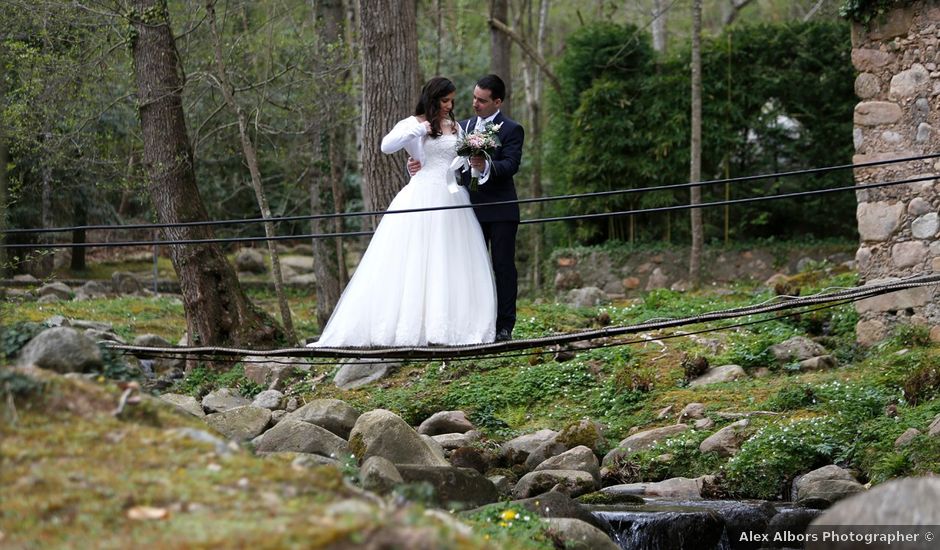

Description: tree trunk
[0,66,6,276]
[37,159,54,277]
[651,0,669,53]
[307,0,349,331]
[689,0,704,288]
[70,195,86,272]
[206,0,295,343]
[358,0,418,219]
[129,0,282,349]
[520,0,549,291]
[490,0,512,116]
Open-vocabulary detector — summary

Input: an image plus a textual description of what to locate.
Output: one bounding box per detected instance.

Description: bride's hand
[420,120,432,134]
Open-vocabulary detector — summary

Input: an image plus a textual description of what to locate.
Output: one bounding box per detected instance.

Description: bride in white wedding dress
[308,77,496,347]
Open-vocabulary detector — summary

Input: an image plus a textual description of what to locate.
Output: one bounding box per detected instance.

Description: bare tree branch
[803,0,827,22]
[722,0,756,26]
[488,17,561,95]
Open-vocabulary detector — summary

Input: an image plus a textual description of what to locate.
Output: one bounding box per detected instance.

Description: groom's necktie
[474,117,483,133]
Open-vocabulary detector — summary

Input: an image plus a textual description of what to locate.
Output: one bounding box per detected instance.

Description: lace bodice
[420,133,458,176]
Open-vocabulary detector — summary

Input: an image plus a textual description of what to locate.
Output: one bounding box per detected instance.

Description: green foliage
[724,416,842,499]
[172,363,263,399]
[765,384,817,412]
[630,429,725,483]
[850,398,940,483]
[901,363,940,406]
[465,504,556,549]
[0,366,45,399]
[97,345,140,382]
[0,321,48,360]
[681,354,710,381]
[715,321,799,370]
[890,323,932,349]
[839,0,915,24]
[546,20,857,247]
[726,380,897,498]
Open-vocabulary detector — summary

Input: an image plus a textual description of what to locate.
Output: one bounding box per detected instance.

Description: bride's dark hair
[415,76,456,138]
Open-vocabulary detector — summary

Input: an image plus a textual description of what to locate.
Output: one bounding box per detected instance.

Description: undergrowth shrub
[1,322,49,361]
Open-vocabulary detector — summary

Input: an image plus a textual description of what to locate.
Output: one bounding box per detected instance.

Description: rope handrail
[100,273,940,360]
[3,172,934,250]
[2,151,937,237]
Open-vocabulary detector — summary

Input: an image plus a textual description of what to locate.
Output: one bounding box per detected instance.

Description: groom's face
[472,86,501,119]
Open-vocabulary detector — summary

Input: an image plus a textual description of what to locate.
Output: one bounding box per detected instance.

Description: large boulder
[242,357,311,390]
[287,399,361,439]
[38,282,73,300]
[809,476,940,526]
[360,456,403,495]
[545,518,619,550]
[431,431,481,451]
[524,438,569,471]
[255,418,349,458]
[534,446,600,482]
[204,405,272,441]
[565,287,609,308]
[201,388,251,413]
[556,419,607,454]
[768,336,827,364]
[159,393,206,418]
[603,424,688,465]
[235,248,266,273]
[794,465,865,505]
[333,359,397,390]
[688,365,746,387]
[603,476,714,499]
[417,410,475,435]
[251,390,284,410]
[348,409,448,467]
[699,419,749,457]
[111,271,143,294]
[512,470,598,499]
[396,464,498,508]
[501,429,559,465]
[17,327,102,374]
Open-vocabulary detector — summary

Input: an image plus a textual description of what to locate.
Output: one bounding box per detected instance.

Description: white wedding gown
[309,124,497,347]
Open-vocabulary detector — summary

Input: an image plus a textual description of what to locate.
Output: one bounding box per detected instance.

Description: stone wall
[550,244,855,297]
[851,1,940,345]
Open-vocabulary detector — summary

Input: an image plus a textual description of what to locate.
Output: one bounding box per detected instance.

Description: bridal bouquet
[455,122,502,191]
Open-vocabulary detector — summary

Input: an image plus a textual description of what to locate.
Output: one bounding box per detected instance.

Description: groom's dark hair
[477,74,506,102]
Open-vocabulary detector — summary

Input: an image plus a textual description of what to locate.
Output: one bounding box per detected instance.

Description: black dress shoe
[495,328,511,342]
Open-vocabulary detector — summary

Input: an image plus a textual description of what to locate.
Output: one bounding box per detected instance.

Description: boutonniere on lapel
[455,122,503,191]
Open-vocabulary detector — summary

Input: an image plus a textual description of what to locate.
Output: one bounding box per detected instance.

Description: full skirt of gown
[309,133,496,347]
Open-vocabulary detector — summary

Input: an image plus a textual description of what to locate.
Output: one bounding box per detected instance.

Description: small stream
[590,499,822,550]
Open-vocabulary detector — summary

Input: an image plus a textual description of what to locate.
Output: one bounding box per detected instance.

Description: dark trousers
[480,220,518,334]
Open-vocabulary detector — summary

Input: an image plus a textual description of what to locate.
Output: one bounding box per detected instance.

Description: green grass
[5,251,938,508]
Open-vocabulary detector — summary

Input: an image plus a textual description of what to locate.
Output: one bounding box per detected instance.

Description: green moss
[576,491,644,505]
[556,420,605,452]
[0,369,510,549]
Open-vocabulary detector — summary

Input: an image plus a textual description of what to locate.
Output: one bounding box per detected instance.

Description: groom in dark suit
[407,74,523,342]
[462,75,524,342]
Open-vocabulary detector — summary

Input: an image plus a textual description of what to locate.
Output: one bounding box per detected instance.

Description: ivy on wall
[839,0,917,24]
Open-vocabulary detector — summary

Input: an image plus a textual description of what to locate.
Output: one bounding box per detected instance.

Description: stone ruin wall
[851,0,940,345]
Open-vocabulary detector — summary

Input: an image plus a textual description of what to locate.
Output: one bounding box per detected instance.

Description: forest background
[1,0,865,337]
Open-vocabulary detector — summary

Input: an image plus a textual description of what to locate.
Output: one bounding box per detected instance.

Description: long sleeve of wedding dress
[380,116,427,163]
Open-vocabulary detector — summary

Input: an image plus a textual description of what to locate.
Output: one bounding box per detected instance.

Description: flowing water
[590,499,822,550]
